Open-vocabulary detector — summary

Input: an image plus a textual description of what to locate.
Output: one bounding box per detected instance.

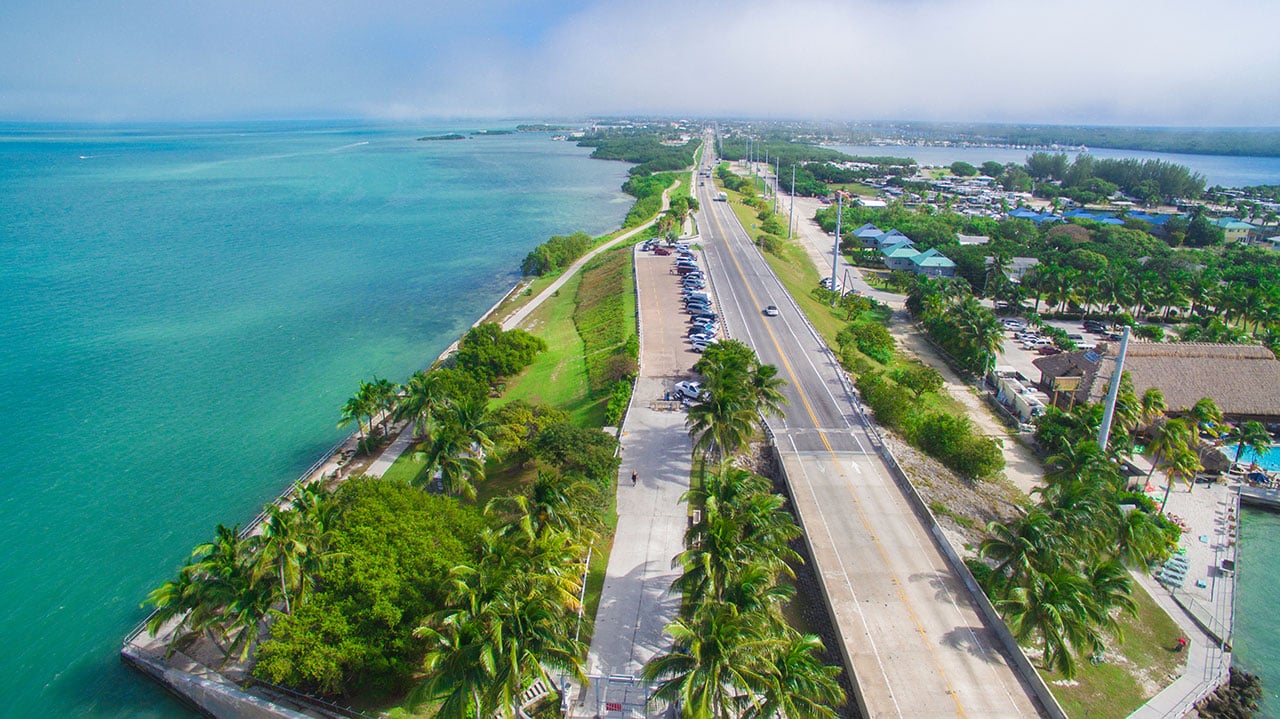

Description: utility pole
[788,164,796,238]
[774,157,780,214]
[1097,326,1132,453]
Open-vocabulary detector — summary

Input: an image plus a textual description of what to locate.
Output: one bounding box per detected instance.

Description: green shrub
[855,372,914,430]
[529,422,621,488]
[520,231,593,276]
[1135,324,1165,342]
[912,412,1004,479]
[838,320,895,364]
[604,377,635,426]
[756,234,782,255]
[892,364,944,397]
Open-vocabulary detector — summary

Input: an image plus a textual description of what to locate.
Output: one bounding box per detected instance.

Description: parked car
[763,305,780,317]
[819,277,843,292]
[1067,333,1084,341]
[653,247,671,256]
[1037,346,1063,355]
[674,380,703,400]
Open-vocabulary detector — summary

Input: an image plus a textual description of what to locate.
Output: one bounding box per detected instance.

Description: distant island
[417,134,466,141]
[472,129,514,136]
[517,123,575,133]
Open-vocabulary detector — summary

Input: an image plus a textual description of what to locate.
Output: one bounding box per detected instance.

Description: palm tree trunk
[279,562,291,615]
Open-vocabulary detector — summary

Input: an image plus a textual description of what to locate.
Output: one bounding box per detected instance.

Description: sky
[2,0,1279,126]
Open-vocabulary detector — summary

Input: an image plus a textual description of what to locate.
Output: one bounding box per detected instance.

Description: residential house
[908,248,957,278]
[881,241,921,271]
[957,234,991,246]
[985,256,1040,282]
[1213,218,1256,243]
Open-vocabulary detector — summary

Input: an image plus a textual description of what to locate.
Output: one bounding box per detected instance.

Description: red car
[1037,346,1062,355]
[653,247,671,256]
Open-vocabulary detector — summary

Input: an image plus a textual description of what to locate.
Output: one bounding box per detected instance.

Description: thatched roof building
[1032,341,1280,422]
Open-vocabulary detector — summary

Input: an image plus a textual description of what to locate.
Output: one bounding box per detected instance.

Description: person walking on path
[632,470,638,486]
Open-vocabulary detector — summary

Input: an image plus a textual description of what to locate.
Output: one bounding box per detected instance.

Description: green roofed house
[1213,218,1255,243]
[881,241,921,271]
[909,247,957,278]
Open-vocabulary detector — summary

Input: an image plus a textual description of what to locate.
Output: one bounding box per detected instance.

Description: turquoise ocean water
[1237,508,1280,718]
[0,121,630,719]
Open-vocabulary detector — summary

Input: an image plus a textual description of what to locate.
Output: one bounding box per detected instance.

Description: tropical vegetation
[645,463,847,719]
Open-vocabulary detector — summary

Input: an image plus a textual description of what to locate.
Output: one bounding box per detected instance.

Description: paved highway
[693,145,1047,718]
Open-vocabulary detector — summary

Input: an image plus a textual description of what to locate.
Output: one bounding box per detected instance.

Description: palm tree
[396,369,448,439]
[337,386,372,445]
[977,510,1061,598]
[486,470,600,542]
[676,466,801,605]
[421,426,486,499]
[745,632,847,719]
[1165,446,1203,494]
[998,566,1106,678]
[1227,420,1272,466]
[1188,397,1224,438]
[1116,508,1172,567]
[748,363,788,419]
[1138,387,1167,432]
[687,392,758,460]
[366,375,398,436]
[252,505,308,615]
[145,523,266,661]
[644,602,772,719]
[1145,417,1193,480]
[414,530,587,718]
[445,396,503,460]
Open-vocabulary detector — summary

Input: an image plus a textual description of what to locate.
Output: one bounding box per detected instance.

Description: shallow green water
[1235,507,1280,717]
[0,121,630,718]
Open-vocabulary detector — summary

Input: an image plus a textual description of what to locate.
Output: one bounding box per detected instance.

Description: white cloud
[2,0,1277,124]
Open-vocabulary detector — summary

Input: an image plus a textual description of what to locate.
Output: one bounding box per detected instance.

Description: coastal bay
[0,121,631,718]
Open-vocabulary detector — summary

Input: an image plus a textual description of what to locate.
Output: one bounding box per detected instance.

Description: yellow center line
[706,195,969,718]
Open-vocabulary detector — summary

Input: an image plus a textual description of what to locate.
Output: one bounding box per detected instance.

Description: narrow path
[502,182,676,331]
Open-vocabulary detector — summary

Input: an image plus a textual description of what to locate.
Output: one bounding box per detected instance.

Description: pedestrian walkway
[364,420,416,477]
[566,244,697,718]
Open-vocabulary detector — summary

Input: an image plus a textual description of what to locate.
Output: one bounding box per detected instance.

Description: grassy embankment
[381,219,650,663]
[715,166,1185,718]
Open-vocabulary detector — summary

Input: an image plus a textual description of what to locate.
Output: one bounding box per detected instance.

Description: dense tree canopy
[253,478,485,695]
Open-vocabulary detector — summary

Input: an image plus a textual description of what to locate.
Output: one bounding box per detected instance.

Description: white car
[763,305,780,317]
[819,277,843,292]
[674,380,704,401]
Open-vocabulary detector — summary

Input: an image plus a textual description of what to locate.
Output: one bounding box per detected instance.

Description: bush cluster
[837,320,895,364]
[856,371,1004,479]
[454,322,547,387]
[520,231,593,276]
[621,173,676,228]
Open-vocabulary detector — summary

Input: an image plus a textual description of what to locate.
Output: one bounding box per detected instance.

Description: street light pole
[832,193,843,304]
[788,164,796,239]
[1097,326,1132,452]
[774,158,780,214]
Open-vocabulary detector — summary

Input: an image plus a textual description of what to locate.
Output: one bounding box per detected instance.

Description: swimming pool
[1228,444,1280,473]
